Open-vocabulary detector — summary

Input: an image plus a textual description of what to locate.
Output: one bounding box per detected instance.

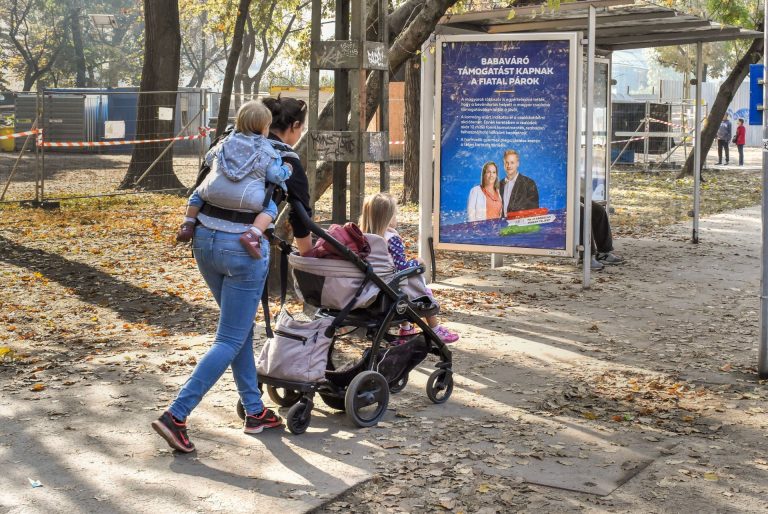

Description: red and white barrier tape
[646,117,698,131]
[19,126,421,148]
[36,127,211,148]
[611,136,646,144]
[0,129,39,140]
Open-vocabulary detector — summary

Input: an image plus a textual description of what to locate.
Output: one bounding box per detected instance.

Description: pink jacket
[306,222,371,260]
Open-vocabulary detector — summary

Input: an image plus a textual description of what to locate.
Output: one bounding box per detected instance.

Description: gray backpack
[256,312,334,383]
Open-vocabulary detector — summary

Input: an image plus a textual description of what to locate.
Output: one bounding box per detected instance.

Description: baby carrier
[192,126,289,211]
[237,201,454,434]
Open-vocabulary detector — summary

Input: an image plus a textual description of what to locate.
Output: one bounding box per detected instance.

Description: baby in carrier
[176,100,292,259]
[359,193,459,343]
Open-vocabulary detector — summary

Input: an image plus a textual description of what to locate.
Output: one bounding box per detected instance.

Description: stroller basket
[326,335,431,388]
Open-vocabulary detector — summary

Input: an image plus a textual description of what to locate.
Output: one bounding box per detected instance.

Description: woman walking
[152,96,310,452]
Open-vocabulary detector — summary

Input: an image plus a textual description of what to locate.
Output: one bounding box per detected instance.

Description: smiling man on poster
[500,149,539,214]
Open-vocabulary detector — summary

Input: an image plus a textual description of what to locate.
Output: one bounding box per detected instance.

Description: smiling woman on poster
[466,161,503,221]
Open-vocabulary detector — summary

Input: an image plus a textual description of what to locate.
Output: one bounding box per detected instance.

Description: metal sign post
[692,41,702,244]
[759,2,768,380]
[582,6,596,288]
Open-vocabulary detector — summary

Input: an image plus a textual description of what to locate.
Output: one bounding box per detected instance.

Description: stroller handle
[289,200,370,274]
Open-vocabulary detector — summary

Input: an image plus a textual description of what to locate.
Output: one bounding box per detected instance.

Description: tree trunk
[274,0,458,238]
[70,8,87,88]
[216,0,252,134]
[119,0,183,190]
[23,71,34,91]
[402,55,420,204]
[678,37,764,177]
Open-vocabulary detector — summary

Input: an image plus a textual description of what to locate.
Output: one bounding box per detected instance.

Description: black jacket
[268,133,312,239]
[501,173,539,214]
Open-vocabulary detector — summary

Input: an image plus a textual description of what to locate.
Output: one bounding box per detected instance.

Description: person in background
[466,161,502,222]
[735,118,746,166]
[580,200,624,271]
[716,114,732,166]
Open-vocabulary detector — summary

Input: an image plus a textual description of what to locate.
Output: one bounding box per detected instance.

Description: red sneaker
[244,407,283,434]
[151,411,195,453]
[239,231,262,259]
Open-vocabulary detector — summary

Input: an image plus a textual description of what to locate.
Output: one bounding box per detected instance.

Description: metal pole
[0,117,38,201]
[38,87,44,203]
[644,100,650,171]
[418,36,436,282]
[692,42,703,244]
[132,107,202,187]
[378,0,390,193]
[582,6,596,288]
[758,2,768,379]
[307,0,322,208]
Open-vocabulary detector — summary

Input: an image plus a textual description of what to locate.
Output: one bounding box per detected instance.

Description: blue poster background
[438,39,571,251]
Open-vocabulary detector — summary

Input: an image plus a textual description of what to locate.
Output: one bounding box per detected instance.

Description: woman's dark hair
[263,95,307,132]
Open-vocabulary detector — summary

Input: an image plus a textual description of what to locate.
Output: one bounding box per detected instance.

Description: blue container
[106,87,139,153]
[611,146,634,164]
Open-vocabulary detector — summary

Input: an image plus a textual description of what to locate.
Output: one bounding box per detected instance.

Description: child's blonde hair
[235,100,272,135]
[359,193,397,236]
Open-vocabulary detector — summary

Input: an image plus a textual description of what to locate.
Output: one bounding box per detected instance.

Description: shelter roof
[438,0,761,51]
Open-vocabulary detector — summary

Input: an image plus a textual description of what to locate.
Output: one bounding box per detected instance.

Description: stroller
[236,201,454,434]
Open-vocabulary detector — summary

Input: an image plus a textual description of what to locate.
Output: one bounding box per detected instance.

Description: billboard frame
[433,32,579,257]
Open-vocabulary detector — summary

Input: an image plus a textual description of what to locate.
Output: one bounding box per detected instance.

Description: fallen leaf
[476,483,491,493]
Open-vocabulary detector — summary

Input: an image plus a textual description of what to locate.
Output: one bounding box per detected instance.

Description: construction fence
[0,86,408,205]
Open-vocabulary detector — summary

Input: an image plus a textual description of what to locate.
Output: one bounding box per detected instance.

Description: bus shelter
[417,0,760,288]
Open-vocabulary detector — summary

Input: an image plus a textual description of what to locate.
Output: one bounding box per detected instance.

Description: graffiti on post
[366,45,386,69]
[315,41,359,69]
[311,131,357,161]
[364,131,388,161]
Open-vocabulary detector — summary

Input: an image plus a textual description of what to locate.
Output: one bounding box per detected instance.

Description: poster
[104,120,125,139]
[435,34,577,256]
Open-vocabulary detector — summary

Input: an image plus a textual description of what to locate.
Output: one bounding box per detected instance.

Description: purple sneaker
[433,325,459,343]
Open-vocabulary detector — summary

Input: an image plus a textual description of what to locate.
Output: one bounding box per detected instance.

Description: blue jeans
[168,225,269,420]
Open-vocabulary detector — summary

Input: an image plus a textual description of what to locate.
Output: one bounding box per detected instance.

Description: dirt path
[1,161,768,512]
[315,206,768,513]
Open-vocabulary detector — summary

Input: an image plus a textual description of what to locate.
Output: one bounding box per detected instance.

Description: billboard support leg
[582,6,596,289]
[419,36,436,283]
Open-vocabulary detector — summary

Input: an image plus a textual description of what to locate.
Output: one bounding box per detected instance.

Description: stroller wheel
[426,369,453,404]
[236,399,246,420]
[267,386,302,407]
[287,401,312,435]
[388,374,408,394]
[319,393,346,411]
[345,371,389,428]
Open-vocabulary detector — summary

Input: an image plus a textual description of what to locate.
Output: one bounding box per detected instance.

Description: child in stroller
[359,192,459,343]
[240,200,455,434]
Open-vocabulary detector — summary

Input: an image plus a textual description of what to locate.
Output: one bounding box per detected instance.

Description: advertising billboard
[435,34,578,256]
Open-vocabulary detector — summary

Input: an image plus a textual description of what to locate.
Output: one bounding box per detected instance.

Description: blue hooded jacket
[205,132,289,186]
